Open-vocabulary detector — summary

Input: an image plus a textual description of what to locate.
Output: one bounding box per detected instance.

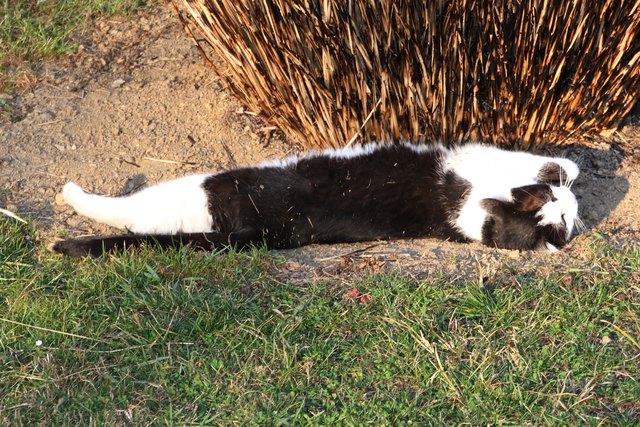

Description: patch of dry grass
[175,0,640,149]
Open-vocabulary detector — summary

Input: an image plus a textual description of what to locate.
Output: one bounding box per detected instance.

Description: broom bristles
[173,0,640,149]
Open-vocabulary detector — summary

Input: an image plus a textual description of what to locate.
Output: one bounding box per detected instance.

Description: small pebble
[66,81,81,92]
[55,193,65,206]
[66,216,82,227]
[38,111,56,122]
[111,78,126,89]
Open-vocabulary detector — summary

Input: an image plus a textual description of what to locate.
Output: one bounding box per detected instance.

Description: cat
[53,142,581,257]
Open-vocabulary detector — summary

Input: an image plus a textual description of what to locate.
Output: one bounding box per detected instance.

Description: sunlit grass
[1,0,153,59]
[1,219,639,424]
[0,0,156,91]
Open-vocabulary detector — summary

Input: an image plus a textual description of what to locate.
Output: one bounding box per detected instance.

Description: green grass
[0,0,156,91]
[1,0,154,59]
[1,218,639,425]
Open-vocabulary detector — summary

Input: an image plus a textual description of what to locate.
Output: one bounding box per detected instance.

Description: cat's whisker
[578,217,587,233]
[573,216,586,234]
[561,168,574,189]
[559,171,574,189]
[565,178,574,189]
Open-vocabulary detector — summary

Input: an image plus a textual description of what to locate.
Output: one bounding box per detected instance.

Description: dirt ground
[1,4,639,281]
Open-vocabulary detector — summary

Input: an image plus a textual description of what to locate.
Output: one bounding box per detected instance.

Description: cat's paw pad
[62,182,86,205]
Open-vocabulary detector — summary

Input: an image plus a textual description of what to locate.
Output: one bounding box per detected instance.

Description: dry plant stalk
[172,0,640,149]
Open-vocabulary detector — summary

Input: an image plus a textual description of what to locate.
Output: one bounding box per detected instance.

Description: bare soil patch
[1,4,639,281]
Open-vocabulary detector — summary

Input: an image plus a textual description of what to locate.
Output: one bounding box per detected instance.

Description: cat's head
[480,183,579,251]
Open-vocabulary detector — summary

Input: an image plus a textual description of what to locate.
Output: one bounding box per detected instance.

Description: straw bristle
[173,0,640,149]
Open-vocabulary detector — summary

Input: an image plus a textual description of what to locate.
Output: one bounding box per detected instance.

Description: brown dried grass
[173,0,640,149]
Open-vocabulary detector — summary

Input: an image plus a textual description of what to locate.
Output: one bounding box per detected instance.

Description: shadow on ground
[562,146,629,229]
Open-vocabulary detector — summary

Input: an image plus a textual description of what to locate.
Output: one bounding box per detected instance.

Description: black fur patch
[511,184,554,211]
[481,184,568,250]
[201,144,471,249]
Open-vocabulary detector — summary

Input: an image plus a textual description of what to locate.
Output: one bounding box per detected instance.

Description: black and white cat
[53,142,580,257]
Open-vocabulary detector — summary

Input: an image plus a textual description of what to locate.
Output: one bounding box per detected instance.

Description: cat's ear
[511,184,553,212]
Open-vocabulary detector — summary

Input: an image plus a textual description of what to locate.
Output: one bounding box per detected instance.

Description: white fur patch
[545,242,560,252]
[258,154,301,169]
[62,174,213,234]
[445,144,578,198]
[453,196,488,242]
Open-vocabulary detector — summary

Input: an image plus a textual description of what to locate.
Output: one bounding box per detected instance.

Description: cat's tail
[52,230,259,257]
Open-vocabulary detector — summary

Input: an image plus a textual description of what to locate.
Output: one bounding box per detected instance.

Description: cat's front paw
[62,182,86,207]
[555,158,579,181]
[538,159,579,184]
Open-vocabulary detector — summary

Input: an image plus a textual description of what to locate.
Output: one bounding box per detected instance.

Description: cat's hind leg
[61,174,214,234]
